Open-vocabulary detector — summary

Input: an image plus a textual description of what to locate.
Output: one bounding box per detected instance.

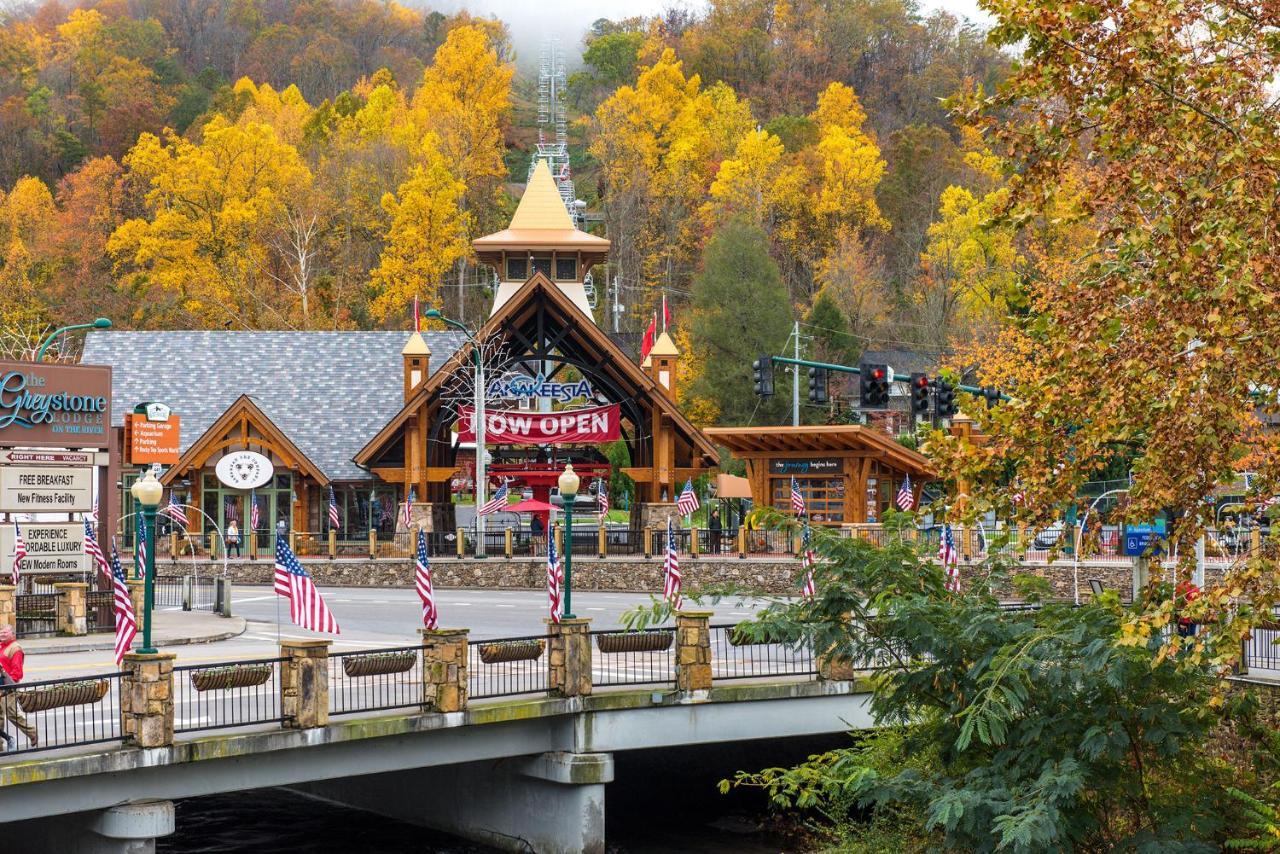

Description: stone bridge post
[280,639,330,729]
[547,618,592,697]
[421,628,469,713]
[0,584,15,634]
[121,651,175,748]
[53,582,88,636]
[125,580,146,626]
[675,611,712,696]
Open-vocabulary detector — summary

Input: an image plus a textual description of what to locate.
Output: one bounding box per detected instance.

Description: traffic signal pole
[768,356,1004,400]
[792,320,800,426]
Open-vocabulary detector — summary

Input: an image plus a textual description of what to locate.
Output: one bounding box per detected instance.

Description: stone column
[817,616,859,680]
[546,617,592,698]
[126,579,146,623]
[675,611,712,694]
[121,651,176,748]
[280,639,331,729]
[421,628,469,712]
[53,582,88,636]
[18,801,176,854]
[0,584,15,633]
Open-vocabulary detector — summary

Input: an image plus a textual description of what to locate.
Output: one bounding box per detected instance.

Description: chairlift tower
[528,38,580,226]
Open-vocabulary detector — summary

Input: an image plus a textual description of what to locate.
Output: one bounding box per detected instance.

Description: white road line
[233,596,278,604]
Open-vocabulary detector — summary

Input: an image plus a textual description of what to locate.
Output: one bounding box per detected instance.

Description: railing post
[214,577,233,617]
[279,639,331,729]
[179,575,193,611]
[121,652,175,748]
[675,611,712,694]
[248,527,257,561]
[957,525,968,561]
[456,527,466,559]
[1241,633,1250,676]
[737,526,746,559]
[0,584,15,634]
[289,531,297,553]
[368,528,377,560]
[421,628,469,712]
[505,527,513,559]
[553,523,563,557]
[818,616,859,680]
[1252,527,1262,555]
[546,617,592,698]
[690,526,700,559]
[597,525,607,559]
[329,529,337,560]
[169,530,178,563]
[643,526,653,560]
[53,582,88,636]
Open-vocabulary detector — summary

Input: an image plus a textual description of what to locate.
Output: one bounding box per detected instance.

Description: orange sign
[128,413,181,464]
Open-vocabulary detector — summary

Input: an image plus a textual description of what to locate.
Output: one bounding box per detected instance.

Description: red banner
[457,404,621,445]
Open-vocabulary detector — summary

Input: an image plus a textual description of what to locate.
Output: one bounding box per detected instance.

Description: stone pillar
[126,580,146,624]
[121,652,176,748]
[421,628,469,712]
[0,584,15,633]
[546,617,592,698]
[675,611,712,694]
[817,617,859,680]
[279,639,330,729]
[53,582,88,636]
[17,800,176,854]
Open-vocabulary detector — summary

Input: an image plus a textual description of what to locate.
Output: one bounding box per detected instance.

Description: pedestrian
[530,514,545,557]
[1176,578,1201,638]
[709,507,723,554]
[0,626,37,748]
[226,520,241,557]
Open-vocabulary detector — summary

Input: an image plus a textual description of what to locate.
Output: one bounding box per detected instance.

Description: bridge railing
[709,624,818,681]
[329,645,423,716]
[173,657,284,734]
[0,671,124,756]
[469,633,552,699]
[590,627,677,688]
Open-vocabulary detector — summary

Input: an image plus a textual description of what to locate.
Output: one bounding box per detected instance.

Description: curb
[23,618,248,656]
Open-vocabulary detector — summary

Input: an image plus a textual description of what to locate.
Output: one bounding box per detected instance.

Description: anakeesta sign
[458,405,621,445]
[0,360,111,448]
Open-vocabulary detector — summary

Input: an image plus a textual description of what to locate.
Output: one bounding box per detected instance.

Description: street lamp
[558,463,580,619]
[130,469,163,654]
[424,308,489,558]
[35,317,111,362]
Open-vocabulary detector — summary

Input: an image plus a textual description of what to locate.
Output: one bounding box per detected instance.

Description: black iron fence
[590,628,676,688]
[0,671,123,755]
[86,590,116,633]
[709,624,817,681]
[16,593,57,638]
[329,646,422,715]
[173,658,284,733]
[469,634,550,699]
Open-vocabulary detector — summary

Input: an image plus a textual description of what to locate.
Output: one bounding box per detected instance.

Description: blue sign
[1123,520,1167,557]
[485,372,593,403]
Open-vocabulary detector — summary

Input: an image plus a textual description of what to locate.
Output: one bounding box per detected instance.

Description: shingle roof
[81,331,465,482]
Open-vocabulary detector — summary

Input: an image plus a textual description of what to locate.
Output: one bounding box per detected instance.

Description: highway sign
[0,465,94,513]
[0,522,87,573]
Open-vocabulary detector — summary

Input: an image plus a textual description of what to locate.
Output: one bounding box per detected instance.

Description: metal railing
[86,590,116,633]
[16,593,57,638]
[469,634,550,699]
[329,646,422,716]
[709,624,817,681]
[590,627,676,688]
[173,658,284,733]
[0,672,123,755]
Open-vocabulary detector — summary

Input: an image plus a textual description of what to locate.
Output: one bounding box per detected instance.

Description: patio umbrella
[504,498,557,514]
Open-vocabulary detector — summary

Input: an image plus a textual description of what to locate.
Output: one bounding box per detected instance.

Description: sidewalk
[22,610,247,655]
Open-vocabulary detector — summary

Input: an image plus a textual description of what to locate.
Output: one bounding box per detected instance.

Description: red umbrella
[504,498,557,514]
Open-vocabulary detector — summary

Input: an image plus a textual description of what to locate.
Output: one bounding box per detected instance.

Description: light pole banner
[457,405,621,445]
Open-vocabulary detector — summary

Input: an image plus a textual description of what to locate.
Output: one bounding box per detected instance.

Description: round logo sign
[215,451,274,489]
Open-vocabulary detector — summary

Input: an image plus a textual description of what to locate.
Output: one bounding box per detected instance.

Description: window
[531,254,552,277]
[506,256,528,280]
[555,256,577,280]
[772,478,845,523]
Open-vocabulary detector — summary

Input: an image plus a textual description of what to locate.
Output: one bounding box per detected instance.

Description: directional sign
[0,465,94,513]
[0,522,87,573]
[0,450,106,466]
[1123,521,1167,557]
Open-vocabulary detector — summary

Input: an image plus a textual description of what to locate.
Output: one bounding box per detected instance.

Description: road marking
[233,595,277,604]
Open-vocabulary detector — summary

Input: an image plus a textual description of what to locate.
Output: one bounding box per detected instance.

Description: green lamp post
[35,317,112,362]
[558,463,580,619]
[130,469,163,654]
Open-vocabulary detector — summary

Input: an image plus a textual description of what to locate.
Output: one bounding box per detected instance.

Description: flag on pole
[546,529,563,623]
[249,494,261,531]
[327,486,341,530]
[640,312,657,361]
[108,538,137,665]
[598,482,609,520]
[790,477,806,516]
[661,292,670,331]
[83,519,111,580]
[413,294,421,333]
[402,487,416,528]
[676,478,700,517]
[663,517,682,609]
[939,524,960,592]
[89,499,99,529]
[896,475,915,511]
[10,521,25,585]
[273,538,340,634]
[478,481,510,517]
[801,522,816,598]
[415,528,437,629]
[224,496,238,522]
[135,511,147,577]
[162,493,189,529]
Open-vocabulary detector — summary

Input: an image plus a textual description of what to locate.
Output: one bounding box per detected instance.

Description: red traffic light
[913,375,928,388]
[871,368,885,380]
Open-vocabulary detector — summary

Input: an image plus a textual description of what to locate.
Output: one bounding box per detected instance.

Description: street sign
[0,465,94,513]
[128,412,180,464]
[1123,521,1167,557]
[0,522,87,573]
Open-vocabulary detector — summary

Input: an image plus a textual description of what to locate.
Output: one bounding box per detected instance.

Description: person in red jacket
[1176,579,1202,638]
[0,625,37,747]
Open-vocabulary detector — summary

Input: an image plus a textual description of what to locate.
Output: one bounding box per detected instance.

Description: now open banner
[457,404,621,445]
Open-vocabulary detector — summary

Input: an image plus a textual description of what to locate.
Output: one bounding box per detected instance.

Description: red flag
[662,293,670,331]
[640,312,657,361]
[413,295,420,333]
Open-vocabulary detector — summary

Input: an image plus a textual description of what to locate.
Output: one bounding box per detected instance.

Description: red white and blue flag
[478,481,509,517]
[109,538,137,665]
[273,538,340,634]
[546,529,563,623]
[403,487,416,528]
[415,528,437,629]
[162,493,189,529]
[328,486,341,530]
[790,477,806,516]
[939,524,960,592]
[676,478,700,517]
[135,511,147,577]
[801,523,816,598]
[10,521,25,585]
[896,475,915,511]
[84,519,111,580]
[598,482,609,520]
[663,517,682,609]
[249,494,261,531]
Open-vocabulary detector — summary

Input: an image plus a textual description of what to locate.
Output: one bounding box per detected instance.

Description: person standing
[226,520,241,557]
[0,626,37,747]
[709,507,723,554]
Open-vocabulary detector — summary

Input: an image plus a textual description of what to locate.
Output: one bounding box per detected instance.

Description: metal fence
[709,624,817,681]
[590,628,676,688]
[0,671,123,755]
[16,593,57,638]
[469,634,550,699]
[329,646,422,716]
[86,590,116,633]
[173,658,284,733]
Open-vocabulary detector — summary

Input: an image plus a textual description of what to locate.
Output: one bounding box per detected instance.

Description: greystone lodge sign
[0,360,112,449]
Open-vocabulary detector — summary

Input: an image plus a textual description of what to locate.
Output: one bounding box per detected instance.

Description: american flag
[663,517,682,609]
[273,538,340,634]
[801,523,816,598]
[10,521,25,585]
[402,488,416,528]
[896,475,915,511]
[162,493,189,529]
[328,486,341,530]
[249,495,261,531]
[415,528,437,629]
[939,524,960,592]
[224,496,238,523]
[135,511,147,577]
[790,477,806,516]
[598,482,609,520]
[108,538,137,665]
[546,528,563,623]
[88,499,99,529]
[478,481,509,517]
[676,478,700,517]
[84,519,111,580]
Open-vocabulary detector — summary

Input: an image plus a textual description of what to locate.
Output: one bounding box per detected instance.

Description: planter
[191,664,274,692]
[479,639,545,664]
[1257,619,1280,632]
[342,651,417,678]
[596,630,674,654]
[18,679,109,713]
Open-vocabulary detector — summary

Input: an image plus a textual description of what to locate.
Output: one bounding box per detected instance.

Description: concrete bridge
[0,613,873,854]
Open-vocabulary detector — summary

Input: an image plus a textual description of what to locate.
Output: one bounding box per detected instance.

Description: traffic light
[752,356,774,396]
[909,373,930,417]
[859,363,890,409]
[935,378,957,418]
[807,367,828,404]
[983,386,1002,408]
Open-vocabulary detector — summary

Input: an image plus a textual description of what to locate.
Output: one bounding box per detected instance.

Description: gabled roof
[356,272,719,466]
[704,425,936,479]
[82,331,466,481]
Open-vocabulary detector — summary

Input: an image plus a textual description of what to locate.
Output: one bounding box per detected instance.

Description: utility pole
[612,275,621,333]
[792,320,800,427]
